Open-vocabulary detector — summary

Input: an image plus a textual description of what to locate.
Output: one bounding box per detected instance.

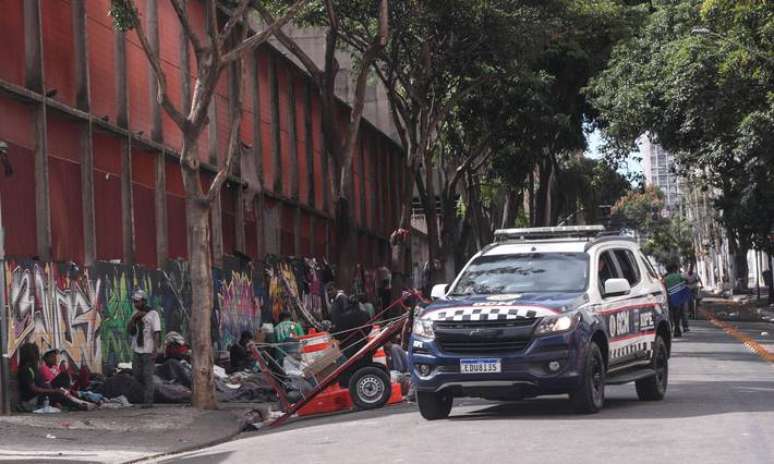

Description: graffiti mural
[302,258,324,320]
[93,263,159,368]
[6,261,103,372]
[217,268,262,349]
[5,254,383,372]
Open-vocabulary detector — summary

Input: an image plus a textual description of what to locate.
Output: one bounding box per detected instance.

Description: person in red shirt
[38,349,72,390]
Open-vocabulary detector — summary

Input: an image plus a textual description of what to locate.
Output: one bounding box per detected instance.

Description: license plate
[460,358,501,374]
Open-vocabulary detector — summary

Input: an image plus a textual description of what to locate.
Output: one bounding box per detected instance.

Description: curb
[700,308,774,363]
[123,413,243,464]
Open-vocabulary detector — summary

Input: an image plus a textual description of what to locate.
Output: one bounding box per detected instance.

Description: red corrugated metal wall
[294,77,308,205]
[166,162,187,259]
[93,130,124,261]
[244,201,258,260]
[0,98,36,257]
[42,0,76,107]
[0,0,26,86]
[310,93,323,212]
[221,185,236,256]
[256,51,274,191]
[277,65,291,198]
[132,147,157,267]
[299,212,311,258]
[47,113,84,262]
[0,4,401,271]
[280,203,294,256]
[86,0,118,123]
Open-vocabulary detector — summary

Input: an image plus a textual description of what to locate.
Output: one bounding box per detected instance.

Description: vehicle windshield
[449,253,589,295]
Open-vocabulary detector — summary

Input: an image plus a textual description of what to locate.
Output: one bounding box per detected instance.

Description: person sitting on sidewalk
[275,312,304,344]
[229,331,255,373]
[38,349,72,390]
[17,343,92,412]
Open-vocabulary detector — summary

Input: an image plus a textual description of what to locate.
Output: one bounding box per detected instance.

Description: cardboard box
[302,344,345,381]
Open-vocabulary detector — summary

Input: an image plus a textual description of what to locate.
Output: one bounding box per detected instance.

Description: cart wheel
[348,366,391,410]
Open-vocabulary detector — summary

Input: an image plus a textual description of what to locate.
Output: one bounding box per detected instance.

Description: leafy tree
[611,186,694,266]
[588,0,774,288]
[108,0,307,408]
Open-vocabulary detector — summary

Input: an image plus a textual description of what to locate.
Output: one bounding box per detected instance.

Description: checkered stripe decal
[426,307,541,322]
[611,341,653,359]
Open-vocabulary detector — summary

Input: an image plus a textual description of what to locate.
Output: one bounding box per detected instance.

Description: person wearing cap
[127,289,161,408]
[39,349,72,390]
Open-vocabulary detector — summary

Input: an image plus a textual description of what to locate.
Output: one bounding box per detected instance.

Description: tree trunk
[184,178,217,409]
[735,242,750,292]
[334,196,358,292]
[390,164,416,300]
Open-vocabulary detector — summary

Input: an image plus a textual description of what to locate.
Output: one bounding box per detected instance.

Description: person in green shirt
[275,312,304,368]
[663,263,690,337]
[275,312,304,344]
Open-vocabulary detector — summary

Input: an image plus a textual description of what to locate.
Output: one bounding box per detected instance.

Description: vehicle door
[595,248,651,366]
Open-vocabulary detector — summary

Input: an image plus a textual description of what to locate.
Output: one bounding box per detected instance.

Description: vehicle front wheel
[349,366,391,410]
[635,335,668,401]
[416,391,453,420]
[569,342,605,414]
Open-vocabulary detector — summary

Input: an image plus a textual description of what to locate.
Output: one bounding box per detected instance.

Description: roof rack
[493,225,607,242]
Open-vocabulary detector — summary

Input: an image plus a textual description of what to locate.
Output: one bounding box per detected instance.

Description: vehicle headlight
[413,318,435,339]
[534,313,580,336]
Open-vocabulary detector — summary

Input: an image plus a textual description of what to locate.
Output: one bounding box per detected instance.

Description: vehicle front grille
[434,318,536,355]
[437,339,530,355]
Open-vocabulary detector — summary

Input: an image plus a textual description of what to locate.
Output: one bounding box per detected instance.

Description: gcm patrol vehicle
[409,226,671,420]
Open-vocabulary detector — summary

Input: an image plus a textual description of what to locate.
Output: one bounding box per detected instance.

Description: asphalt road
[141,320,774,464]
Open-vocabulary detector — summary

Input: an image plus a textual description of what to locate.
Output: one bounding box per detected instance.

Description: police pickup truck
[409,226,671,420]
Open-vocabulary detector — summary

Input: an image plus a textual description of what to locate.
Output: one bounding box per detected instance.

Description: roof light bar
[494,225,607,242]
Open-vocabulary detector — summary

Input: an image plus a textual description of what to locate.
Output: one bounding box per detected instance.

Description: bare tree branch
[170,0,205,58]
[253,2,322,81]
[218,0,251,52]
[125,0,188,130]
[221,0,308,64]
[338,0,389,196]
[207,55,244,203]
[448,137,490,193]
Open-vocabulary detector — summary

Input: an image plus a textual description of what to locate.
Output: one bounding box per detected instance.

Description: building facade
[0,0,404,371]
[640,135,683,213]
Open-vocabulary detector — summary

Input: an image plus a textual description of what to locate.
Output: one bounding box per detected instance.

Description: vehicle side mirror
[604,278,631,297]
[431,284,449,300]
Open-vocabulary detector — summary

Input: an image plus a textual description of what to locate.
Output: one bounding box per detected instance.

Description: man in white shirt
[127,289,161,408]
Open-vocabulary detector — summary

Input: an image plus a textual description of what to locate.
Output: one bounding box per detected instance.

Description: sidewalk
[0,404,257,463]
[700,292,774,323]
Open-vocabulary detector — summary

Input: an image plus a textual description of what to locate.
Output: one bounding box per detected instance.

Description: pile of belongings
[95,359,277,404]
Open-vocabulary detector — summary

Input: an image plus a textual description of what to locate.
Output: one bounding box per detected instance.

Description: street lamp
[691,27,774,64]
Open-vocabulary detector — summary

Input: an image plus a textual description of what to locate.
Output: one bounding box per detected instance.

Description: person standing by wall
[127,289,161,408]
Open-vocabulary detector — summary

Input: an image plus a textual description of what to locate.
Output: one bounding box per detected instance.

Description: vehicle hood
[418,292,586,321]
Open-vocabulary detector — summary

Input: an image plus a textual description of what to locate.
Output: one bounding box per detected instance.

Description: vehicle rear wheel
[569,342,605,414]
[416,391,453,420]
[349,366,391,410]
[635,335,668,401]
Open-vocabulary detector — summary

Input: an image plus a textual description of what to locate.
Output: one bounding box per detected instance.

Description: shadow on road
[154,451,234,464]
[447,377,774,422]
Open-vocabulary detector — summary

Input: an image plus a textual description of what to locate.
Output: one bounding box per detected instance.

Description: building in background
[639,135,684,214]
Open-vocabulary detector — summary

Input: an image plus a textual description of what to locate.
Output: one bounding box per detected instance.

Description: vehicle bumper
[408,331,586,397]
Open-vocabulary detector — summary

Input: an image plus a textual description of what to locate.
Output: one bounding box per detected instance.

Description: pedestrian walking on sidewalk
[127,289,161,408]
[763,269,773,305]
[683,267,701,319]
[664,264,690,337]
